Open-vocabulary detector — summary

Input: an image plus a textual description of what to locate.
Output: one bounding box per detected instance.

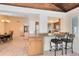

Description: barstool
[50,34,63,56]
[62,33,75,54]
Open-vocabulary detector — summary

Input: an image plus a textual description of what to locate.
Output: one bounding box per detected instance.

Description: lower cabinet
[26,37,43,56]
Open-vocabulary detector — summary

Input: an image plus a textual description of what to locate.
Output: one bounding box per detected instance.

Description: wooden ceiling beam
[52,3,67,12]
[52,3,79,12]
[67,4,79,11]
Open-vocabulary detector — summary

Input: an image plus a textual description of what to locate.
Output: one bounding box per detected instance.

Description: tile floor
[0,37,79,56]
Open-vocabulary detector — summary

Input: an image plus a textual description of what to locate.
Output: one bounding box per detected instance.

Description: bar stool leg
[61,43,63,55]
[65,42,67,54]
[71,41,73,53]
[55,43,58,56]
[55,43,56,56]
[50,42,52,51]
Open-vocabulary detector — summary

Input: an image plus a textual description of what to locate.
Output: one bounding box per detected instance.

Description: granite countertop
[28,34,54,38]
[28,34,43,38]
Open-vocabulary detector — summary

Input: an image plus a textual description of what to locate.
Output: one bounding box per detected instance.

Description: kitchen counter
[25,33,55,55]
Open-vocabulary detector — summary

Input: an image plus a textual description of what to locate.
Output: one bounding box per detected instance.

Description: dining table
[0,34,11,43]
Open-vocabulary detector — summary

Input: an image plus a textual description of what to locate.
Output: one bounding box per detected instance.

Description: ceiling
[1,3,79,12]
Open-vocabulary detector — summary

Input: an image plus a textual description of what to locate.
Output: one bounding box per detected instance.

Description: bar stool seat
[51,39,62,44]
[62,38,72,42]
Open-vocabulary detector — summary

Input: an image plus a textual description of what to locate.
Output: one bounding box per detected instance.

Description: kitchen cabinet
[26,36,43,56]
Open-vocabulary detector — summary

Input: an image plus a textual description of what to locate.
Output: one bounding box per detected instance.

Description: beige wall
[6,16,28,39]
[0,20,5,34]
[0,15,28,39]
[0,15,40,39]
[62,15,72,33]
